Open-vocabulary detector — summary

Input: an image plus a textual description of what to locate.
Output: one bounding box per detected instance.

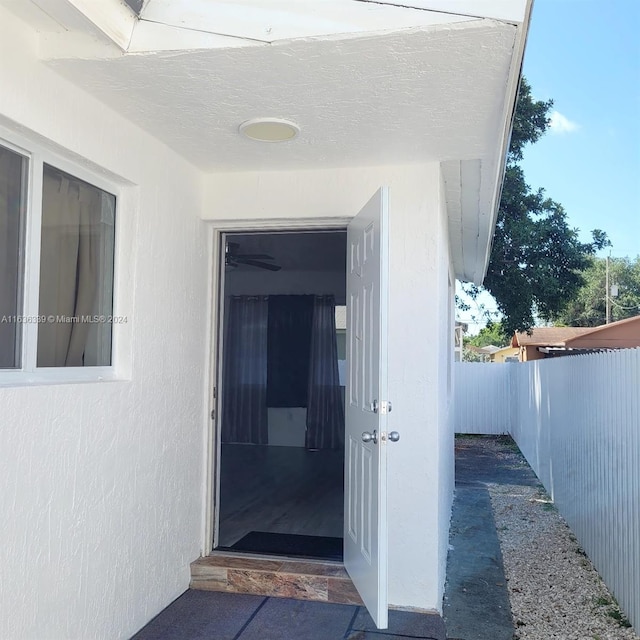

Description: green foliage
[552,256,640,326]
[593,594,633,628]
[465,321,508,348]
[460,78,609,336]
[461,346,488,362]
[506,78,552,163]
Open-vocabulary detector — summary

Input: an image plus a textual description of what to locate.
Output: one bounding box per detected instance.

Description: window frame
[0,127,122,385]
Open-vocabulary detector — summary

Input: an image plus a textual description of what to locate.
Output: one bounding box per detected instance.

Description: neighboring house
[491,345,520,363]
[0,1,531,638]
[454,321,468,362]
[512,315,640,361]
[464,343,500,362]
[481,344,502,357]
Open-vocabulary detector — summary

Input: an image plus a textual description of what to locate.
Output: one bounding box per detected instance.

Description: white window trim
[0,126,124,386]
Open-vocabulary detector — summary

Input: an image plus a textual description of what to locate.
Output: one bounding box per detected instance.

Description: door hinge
[211,386,217,420]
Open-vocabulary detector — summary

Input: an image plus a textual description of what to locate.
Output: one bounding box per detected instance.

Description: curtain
[0,146,25,368]
[267,295,314,407]
[306,295,345,450]
[221,296,269,444]
[37,166,112,367]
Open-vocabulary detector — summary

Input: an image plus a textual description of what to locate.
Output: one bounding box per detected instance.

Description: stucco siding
[0,7,208,640]
[0,4,459,634]
[203,165,454,612]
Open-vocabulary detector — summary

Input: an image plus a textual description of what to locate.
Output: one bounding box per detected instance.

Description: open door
[344,187,390,629]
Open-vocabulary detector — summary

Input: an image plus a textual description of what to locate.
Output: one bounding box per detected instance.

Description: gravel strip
[474,437,638,640]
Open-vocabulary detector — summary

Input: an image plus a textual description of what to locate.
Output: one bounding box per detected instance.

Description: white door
[344,187,390,629]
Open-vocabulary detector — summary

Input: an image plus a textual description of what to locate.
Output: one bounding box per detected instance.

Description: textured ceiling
[46,20,516,171]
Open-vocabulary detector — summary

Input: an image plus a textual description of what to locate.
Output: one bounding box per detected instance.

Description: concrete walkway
[130,591,447,639]
[131,436,536,640]
[443,435,539,640]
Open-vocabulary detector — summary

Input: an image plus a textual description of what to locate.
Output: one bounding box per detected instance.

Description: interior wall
[226,269,346,303]
[0,7,208,640]
[203,163,454,612]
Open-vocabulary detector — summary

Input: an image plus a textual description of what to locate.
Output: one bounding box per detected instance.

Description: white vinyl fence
[454,362,511,434]
[455,350,640,632]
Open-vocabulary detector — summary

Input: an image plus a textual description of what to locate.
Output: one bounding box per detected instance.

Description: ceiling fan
[225,241,282,271]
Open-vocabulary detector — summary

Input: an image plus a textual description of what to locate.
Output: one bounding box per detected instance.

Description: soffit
[43,20,516,173]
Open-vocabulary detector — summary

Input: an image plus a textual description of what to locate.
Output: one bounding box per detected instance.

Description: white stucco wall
[436,172,456,604]
[0,7,208,640]
[203,164,455,611]
[0,5,457,634]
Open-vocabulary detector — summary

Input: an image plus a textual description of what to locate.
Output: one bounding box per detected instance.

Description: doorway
[214,229,348,561]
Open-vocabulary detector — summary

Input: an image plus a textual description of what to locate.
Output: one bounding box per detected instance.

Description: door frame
[202,216,353,555]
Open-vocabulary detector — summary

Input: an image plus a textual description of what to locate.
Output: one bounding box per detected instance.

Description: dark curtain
[267,295,314,407]
[221,296,269,444]
[0,146,24,369]
[306,295,345,450]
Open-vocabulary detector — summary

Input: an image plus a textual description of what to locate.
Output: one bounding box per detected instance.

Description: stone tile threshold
[190,551,364,605]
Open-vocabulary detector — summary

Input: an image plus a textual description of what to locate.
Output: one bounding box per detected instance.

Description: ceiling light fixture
[239,118,300,142]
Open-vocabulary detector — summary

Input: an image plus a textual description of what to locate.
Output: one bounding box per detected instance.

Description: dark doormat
[223,531,344,561]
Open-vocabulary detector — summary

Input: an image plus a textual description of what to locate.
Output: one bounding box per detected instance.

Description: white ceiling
[44,21,515,172]
[16,0,522,174]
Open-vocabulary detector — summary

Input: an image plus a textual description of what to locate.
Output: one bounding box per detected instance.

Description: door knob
[362,430,378,444]
[388,431,400,442]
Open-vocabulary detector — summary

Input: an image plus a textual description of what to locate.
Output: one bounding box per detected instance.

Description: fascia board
[354,0,529,24]
[475,0,534,284]
[31,0,137,50]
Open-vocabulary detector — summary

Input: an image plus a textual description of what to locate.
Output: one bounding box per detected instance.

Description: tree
[460,78,608,336]
[461,321,508,362]
[465,321,508,348]
[553,256,640,326]
[461,346,487,363]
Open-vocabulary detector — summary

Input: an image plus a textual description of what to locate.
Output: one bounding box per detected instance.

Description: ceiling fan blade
[237,257,282,271]
[233,253,275,260]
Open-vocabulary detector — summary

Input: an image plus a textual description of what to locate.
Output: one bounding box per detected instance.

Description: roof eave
[448,0,533,285]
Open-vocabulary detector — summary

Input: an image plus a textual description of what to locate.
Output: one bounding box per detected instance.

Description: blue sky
[457,0,640,331]
[520,0,640,259]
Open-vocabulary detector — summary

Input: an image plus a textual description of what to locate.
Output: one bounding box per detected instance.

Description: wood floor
[217,444,344,548]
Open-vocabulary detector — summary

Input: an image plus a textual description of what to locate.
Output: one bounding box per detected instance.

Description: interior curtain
[267,295,314,408]
[221,295,269,444]
[306,295,345,450]
[37,167,101,367]
[0,146,24,368]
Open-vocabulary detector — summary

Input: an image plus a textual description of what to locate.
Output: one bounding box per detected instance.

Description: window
[0,134,118,379]
[38,165,115,367]
[0,144,27,369]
